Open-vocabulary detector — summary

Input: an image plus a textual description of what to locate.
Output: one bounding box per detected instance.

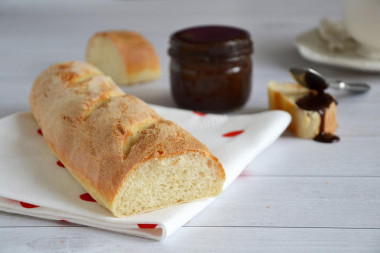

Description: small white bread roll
[30,61,225,217]
[268,81,337,139]
[86,30,161,85]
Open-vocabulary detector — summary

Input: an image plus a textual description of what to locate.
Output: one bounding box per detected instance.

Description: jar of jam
[168,25,253,113]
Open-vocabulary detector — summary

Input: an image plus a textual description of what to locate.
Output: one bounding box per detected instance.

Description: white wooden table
[1,0,379,252]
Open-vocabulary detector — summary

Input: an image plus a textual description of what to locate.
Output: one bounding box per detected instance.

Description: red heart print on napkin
[56,160,65,168]
[79,193,96,202]
[138,224,158,229]
[20,201,39,208]
[222,130,244,137]
[193,111,206,116]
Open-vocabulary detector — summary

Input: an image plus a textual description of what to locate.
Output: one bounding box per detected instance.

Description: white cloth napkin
[0,105,290,240]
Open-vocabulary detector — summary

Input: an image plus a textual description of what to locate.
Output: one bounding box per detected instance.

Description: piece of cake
[86,30,161,85]
[268,81,338,142]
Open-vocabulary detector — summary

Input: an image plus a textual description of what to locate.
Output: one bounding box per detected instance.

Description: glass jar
[168,25,253,113]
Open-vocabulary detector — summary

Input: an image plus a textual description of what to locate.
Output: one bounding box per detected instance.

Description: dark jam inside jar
[168,25,253,113]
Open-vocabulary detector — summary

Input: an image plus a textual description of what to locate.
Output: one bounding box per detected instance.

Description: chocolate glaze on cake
[296,91,339,143]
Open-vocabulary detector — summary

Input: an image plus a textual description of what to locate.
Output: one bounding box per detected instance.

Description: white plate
[295,28,380,72]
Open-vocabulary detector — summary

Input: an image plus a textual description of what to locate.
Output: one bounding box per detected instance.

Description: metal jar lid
[169,25,253,62]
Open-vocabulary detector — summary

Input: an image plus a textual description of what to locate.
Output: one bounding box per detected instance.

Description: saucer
[295,28,380,72]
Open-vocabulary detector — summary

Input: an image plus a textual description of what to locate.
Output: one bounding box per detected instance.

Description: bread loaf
[86,30,161,85]
[30,61,225,217]
[268,81,337,139]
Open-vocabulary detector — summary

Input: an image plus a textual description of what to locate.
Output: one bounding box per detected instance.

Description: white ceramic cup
[342,0,380,59]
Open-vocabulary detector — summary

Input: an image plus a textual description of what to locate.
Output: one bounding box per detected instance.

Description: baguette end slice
[268,81,337,139]
[86,30,161,86]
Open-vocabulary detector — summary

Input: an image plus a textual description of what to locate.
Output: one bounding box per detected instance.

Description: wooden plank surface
[0,227,379,253]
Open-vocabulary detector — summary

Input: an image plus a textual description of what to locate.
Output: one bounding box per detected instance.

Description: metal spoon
[290,67,370,93]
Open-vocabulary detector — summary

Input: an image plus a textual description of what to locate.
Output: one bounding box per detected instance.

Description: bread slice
[268,81,337,139]
[86,30,161,85]
[30,61,225,217]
